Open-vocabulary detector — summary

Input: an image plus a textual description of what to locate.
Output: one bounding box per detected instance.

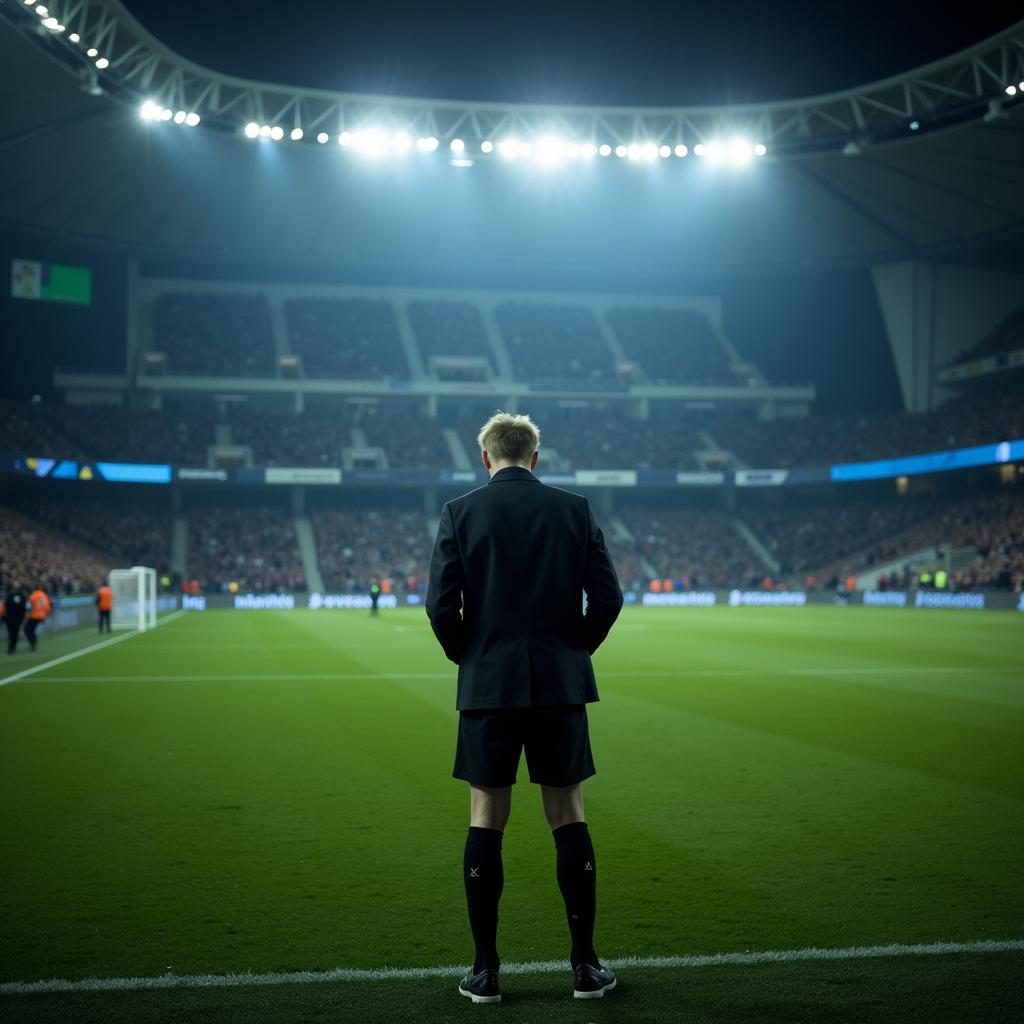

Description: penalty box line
[2,938,1022,996]
[0,610,187,689]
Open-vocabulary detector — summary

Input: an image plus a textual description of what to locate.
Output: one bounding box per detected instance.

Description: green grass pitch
[1,605,1022,1022]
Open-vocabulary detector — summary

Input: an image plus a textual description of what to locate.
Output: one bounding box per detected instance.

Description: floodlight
[627,144,642,160]
[498,139,519,158]
[86,47,98,57]
[1005,85,1018,96]
[259,124,272,138]
[35,5,47,14]
[245,122,260,138]
[270,126,284,140]
[69,32,80,42]
[316,131,329,144]
[909,120,920,131]
[450,138,465,153]
[535,136,561,164]
[674,144,688,157]
[694,143,706,157]
[95,57,109,69]
[140,100,160,121]
[186,112,201,127]
[481,140,494,153]
[450,158,474,167]
[599,144,612,157]
[727,138,753,166]
[159,108,172,121]
[173,110,186,124]
[41,16,57,28]
[564,141,580,159]
[754,143,767,156]
[581,142,597,158]
[659,145,671,158]
[355,130,387,155]
[614,144,627,158]
[338,131,352,145]
[393,131,412,152]
[417,136,439,151]
[642,143,658,161]
[290,127,303,140]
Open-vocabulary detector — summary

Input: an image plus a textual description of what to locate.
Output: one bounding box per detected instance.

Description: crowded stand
[312,507,430,593]
[187,506,305,592]
[226,406,353,467]
[713,389,1023,469]
[355,407,451,469]
[0,506,113,595]
[285,298,410,379]
[408,300,494,371]
[616,507,765,589]
[154,293,276,376]
[27,498,172,575]
[947,307,1024,365]
[606,307,736,385]
[495,303,620,384]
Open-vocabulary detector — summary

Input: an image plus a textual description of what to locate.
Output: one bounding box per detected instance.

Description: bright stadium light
[694,142,706,157]
[41,15,58,27]
[69,32,80,42]
[728,138,753,165]
[338,131,352,145]
[581,142,597,158]
[392,131,412,152]
[563,141,580,159]
[259,124,272,138]
[534,136,561,165]
[659,144,671,158]
[159,107,172,121]
[35,4,47,13]
[518,141,532,158]
[354,130,387,155]
[450,138,465,153]
[270,126,284,140]
[316,131,329,144]
[450,157,474,168]
[599,143,612,157]
[290,127,303,141]
[481,140,494,153]
[417,136,439,152]
[94,57,109,69]
[140,100,161,121]
[754,143,767,156]
[642,142,658,161]
[245,122,260,138]
[86,47,98,57]
[1005,85,1018,96]
[627,143,642,161]
[173,110,186,124]
[186,112,201,127]
[498,138,519,159]
[614,144,627,158]
[674,143,688,157]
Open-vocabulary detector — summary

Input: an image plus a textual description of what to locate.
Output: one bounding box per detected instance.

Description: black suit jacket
[426,466,623,710]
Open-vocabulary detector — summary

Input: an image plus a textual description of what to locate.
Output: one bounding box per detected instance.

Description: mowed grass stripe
[0,608,1021,985]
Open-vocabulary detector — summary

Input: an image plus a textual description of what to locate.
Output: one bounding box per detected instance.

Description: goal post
[108,566,158,631]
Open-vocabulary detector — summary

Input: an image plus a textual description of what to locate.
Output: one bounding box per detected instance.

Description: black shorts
[453,704,596,788]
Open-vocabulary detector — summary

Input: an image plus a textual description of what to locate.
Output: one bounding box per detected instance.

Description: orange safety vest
[97,585,114,611]
[28,589,51,620]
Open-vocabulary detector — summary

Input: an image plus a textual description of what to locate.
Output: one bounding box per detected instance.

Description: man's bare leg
[463,785,509,984]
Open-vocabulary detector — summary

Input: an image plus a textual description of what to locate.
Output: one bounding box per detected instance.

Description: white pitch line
[21,666,1023,684]
[0,610,187,689]
[1,938,1021,996]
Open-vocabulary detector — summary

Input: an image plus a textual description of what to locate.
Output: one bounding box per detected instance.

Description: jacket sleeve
[581,501,624,655]
[425,502,467,664]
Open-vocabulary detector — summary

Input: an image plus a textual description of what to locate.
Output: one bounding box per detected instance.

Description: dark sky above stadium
[123,1,1018,106]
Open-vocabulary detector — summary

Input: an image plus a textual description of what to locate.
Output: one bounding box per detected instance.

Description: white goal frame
[108,566,158,631]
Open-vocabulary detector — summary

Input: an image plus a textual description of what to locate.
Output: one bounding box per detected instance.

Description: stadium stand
[187,506,305,592]
[311,507,430,593]
[154,293,276,375]
[226,407,352,467]
[495,302,620,384]
[408,300,494,372]
[355,407,451,469]
[285,298,410,378]
[0,506,113,594]
[615,507,765,588]
[606,307,735,385]
[947,307,1024,365]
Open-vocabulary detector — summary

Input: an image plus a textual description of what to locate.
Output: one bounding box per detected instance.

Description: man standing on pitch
[426,411,623,1004]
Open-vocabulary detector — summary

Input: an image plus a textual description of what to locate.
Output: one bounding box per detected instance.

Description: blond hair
[477,411,540,464]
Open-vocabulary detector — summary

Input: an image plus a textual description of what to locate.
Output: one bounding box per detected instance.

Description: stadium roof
[1,2,1023,280]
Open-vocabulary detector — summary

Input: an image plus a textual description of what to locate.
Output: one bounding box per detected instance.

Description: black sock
[463,826,503,973]
[553,821,598,969]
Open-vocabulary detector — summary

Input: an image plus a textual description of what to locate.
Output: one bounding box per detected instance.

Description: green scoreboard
[11,258,92,305]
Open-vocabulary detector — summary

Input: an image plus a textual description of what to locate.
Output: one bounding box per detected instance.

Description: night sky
[122,1,1018,107]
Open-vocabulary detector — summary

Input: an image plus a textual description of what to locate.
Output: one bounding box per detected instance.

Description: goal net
[109,566,158,631]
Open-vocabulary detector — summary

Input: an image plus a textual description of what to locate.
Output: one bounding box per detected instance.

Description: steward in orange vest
[23,585,52,651]
[96,584,114,633]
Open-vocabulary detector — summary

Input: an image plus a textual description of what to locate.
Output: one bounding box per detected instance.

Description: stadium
[0,1,1022,1020]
